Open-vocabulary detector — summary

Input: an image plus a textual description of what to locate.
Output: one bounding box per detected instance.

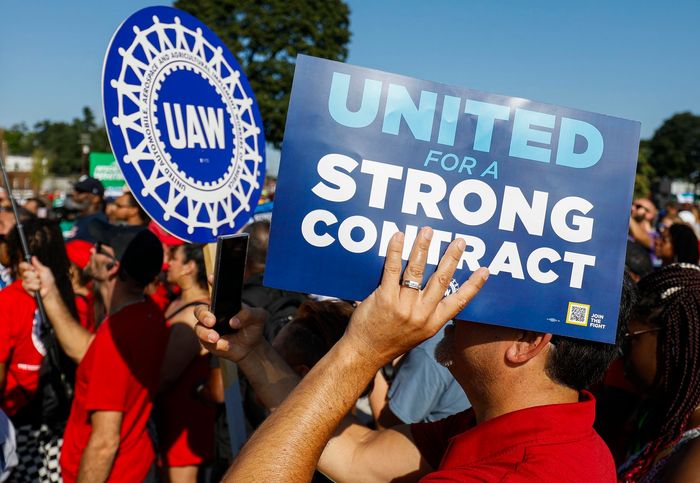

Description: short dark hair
[546,272,637,390]
[123,191,150,225]
[274,300,353,369]
[179,243,208,290]
[243,220,270,274]
[668,223,699,264]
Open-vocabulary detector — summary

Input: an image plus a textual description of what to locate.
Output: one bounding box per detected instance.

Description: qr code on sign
[566,302,590,326]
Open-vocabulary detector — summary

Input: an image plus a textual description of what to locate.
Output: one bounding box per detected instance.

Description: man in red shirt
[194,227,634,481]
[22,222,166,482]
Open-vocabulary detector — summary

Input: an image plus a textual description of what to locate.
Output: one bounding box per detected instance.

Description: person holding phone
[195,227,636,482]
[157,244,214,483]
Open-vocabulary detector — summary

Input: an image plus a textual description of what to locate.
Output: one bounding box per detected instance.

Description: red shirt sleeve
[84,323,130,412]
[410,409,475,470]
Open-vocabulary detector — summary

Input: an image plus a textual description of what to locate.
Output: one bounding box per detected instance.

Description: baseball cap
[65,239,94,270]
[88,219,163,287]
[74,175,105,197]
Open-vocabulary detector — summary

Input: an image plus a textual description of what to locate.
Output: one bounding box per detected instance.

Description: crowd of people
[0,171,698,482]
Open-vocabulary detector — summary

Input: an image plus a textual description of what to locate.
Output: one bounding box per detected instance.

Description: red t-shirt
[0,281,45,416]
[75,292,96,334]
[411,391,616,482]
[60,299,168,482]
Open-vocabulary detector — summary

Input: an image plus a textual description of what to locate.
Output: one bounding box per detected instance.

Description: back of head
[7,218,77,317]
[273,300,353,371]
[545,272,637,391]
[669,223,699,264]
[179,243,208,290]
[626,240,653,279]
[119,229,163,289]
[243,220,270,275]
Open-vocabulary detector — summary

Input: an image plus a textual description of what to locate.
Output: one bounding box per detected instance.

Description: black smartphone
[210,233,249,335]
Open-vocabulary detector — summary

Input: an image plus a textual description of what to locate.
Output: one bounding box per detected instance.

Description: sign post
[102,6,266,455]
[266,55,640,344]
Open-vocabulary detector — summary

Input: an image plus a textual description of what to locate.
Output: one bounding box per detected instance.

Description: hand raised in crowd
[20,256,57,299]
[343,227,489,369]
[193,304,268,363]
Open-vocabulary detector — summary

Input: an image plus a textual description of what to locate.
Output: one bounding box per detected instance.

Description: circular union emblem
[103,6,265,243]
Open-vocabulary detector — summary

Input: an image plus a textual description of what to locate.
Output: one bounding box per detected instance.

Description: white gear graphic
[109,15,264,237]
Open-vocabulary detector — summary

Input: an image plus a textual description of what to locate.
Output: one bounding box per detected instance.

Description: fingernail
[422,227,433,241]
[456,238,466,250]
[207,332,218,343]
[394,231,405,243]
[230,317,241,328]
[479,267,489,281]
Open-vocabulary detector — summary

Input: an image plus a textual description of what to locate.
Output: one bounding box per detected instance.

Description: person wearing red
[411,391,613,481]
[192,227,635,482]
[22,221,166,482]
[0,219,77,481]
[157,243,213,482]
[65,239,97,333]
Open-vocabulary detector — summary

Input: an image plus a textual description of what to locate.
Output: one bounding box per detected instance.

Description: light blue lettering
[437,96,462,146]
[509,108,555,163]
[464,100,511,153]
[382,85,437,142]
[556,118,604,169]
[459,156,477,175]
[424,150,442,166]
[480,161,498,179]
[328,72,382,128]
[441,153,460,171]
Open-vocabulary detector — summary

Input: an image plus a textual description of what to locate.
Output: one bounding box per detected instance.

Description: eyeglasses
[623,327,662,340]
[95,242,117,261]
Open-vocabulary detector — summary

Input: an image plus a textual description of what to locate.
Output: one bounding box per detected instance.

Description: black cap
[88,219,163,287]
[74,175,105,197]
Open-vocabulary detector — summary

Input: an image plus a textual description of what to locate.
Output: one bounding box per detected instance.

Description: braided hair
[621,263,700,481]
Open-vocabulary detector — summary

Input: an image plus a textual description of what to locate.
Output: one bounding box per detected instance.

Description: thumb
[31,256,47,271]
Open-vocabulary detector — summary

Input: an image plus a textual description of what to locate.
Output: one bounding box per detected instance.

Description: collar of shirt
[441,391,597,468]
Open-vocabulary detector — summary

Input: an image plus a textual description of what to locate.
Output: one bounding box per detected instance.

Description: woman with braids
[0,218,77,482]
[156,243,214,483]
[618,263,700,481]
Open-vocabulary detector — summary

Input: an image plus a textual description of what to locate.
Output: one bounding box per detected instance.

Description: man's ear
[505,332,552,364]
[107,260,120,278]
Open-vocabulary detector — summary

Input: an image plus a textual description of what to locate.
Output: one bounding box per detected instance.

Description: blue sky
[1,0,698,140]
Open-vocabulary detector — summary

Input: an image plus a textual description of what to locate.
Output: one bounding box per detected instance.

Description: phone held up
[210,233,249,335]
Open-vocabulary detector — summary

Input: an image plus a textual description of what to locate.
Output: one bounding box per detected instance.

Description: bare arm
[369,370,405,429]
[629,216,653,249]
[77,410,121,483]
[21,258,94,363]
[196,228,488,482]
[663,437,700,482]
[159,321,201,392]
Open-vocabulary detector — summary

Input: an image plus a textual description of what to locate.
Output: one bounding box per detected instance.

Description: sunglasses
[623,327,662,340]
[95,242,117,261]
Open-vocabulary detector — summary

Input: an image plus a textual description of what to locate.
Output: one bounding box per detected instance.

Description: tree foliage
[174,0,351,147]
[2,107,111,176]
[648,112,700,180]
[634,140,655,199]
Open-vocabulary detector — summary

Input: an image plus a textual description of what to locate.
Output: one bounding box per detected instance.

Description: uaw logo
[103,6,265,242]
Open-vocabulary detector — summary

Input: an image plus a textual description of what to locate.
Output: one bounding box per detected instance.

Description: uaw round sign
[103,6,266,243]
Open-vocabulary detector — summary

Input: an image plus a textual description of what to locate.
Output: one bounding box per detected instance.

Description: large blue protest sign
[265,55,641,343]
[102,6,265,243]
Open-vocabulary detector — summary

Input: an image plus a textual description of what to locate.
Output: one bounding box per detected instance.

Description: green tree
[174,0,351,147]
[648,112,700,179]
[633,140,655,199]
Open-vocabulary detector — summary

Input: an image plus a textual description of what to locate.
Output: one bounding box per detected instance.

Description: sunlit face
[623,318,660,393]
[166,246,186,285]
[85,242,117,282]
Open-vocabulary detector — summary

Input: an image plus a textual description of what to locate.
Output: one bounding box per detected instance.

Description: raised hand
[344,227,489,368]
